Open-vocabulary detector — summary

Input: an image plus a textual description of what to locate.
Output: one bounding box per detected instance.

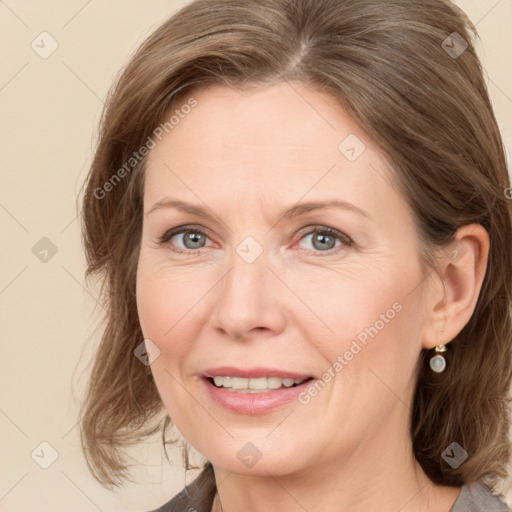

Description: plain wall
[1,1,511,510]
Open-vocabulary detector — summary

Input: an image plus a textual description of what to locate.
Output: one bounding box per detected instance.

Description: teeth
[211,376,308,391]
[267,377,282,389]
[213,376,231,388]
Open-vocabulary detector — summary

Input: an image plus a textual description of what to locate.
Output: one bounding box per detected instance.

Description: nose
[210,244,287,342]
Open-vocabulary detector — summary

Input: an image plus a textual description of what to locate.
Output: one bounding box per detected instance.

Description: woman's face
[136,82,434,476]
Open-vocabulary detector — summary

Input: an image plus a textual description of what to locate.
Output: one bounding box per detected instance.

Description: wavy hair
[79,0,512,491]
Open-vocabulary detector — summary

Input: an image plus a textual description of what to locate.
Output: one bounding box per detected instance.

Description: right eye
[157,225,214,254]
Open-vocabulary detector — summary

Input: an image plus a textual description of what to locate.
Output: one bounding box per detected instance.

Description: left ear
[422,223,490,350]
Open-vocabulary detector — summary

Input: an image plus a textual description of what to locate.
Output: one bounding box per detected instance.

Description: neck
[210,411,461,512]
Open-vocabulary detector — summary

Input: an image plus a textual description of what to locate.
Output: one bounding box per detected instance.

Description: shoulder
[450,482,511,512]
[147,470,512,512]
[147,464,216,512]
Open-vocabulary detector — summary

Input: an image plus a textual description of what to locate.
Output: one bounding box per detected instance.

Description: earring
[429,344,447,373]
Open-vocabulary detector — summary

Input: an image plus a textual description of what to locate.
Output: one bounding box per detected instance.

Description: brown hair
[79,0,512,492]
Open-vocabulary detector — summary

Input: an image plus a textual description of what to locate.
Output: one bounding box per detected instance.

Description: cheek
[308,271,424,400]
[136,258,205,341]
[296,269,407,354]
[136,263,207,422]
[136,273,198,381]
[136,278,194,434]
[136,277,170,341]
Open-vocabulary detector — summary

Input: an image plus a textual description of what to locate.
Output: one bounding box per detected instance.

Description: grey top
[150,464,511,512]
[449,482,510,511]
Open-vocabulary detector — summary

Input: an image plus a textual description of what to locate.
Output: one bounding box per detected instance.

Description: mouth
[206,375,314,393]
[200,368,316,414]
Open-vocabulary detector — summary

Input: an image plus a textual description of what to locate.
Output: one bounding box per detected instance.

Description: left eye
[296,227,352,254]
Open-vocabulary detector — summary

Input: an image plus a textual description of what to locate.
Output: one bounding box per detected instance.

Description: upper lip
[202,366,313,380]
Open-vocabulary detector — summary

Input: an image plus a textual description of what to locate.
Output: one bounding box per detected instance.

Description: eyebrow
[145,198,370,220]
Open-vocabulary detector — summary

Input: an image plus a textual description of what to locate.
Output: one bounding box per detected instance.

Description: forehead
[158,81,371,157]
[143,82,410,230]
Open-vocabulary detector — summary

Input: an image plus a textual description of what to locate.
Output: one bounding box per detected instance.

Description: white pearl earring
[429,344,447,373]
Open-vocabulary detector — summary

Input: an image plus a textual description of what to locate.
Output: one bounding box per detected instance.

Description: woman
[79,0,512,510]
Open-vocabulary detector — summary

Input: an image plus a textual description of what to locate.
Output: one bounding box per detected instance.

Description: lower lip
[202,378,313,415]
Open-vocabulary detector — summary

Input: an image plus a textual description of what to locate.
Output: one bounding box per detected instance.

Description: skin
[136,81,489,512]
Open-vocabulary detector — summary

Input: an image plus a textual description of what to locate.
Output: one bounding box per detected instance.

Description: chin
[200,440,309,477]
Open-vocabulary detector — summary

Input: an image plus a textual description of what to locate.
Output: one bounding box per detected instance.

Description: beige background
[1,1,511,510]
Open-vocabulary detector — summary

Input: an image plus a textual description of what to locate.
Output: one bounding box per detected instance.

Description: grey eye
[176,230,207,249]
[298,230,342,252]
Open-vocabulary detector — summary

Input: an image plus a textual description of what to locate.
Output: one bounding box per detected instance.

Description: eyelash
[155,224,353,257]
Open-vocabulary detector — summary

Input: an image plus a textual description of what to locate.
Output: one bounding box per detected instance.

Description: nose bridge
[211,236,285,339]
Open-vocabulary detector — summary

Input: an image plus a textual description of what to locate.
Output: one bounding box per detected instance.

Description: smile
[209,376,311,392]
[201,369,316,414]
